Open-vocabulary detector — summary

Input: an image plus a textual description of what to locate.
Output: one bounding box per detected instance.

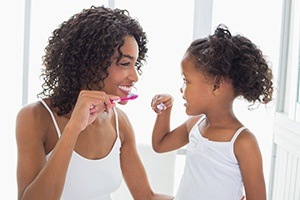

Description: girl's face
[180,56,215,115]
[103,35,139,104]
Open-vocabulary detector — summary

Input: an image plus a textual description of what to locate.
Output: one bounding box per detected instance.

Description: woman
[16,5,173,200]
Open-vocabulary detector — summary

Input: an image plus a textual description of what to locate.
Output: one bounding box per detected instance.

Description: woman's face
[103,35,139,104]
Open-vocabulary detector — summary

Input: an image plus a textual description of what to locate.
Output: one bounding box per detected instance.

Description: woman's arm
[16,91,115,199]
[16,103,79,200]
[117,109,174,200]
[235,130,266,200]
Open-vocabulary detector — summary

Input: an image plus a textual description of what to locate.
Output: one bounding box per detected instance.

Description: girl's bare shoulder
[185,114,205,132]
[234,128,261,159]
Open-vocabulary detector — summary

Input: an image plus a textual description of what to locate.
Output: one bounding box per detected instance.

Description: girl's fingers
[151,96,169,114]
[151,94,173,111]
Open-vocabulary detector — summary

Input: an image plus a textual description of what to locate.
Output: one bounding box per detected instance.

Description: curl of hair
[186,24,273,104]
[37,6,148,115]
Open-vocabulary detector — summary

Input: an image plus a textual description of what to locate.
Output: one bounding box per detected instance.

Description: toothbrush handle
[110,94,138,103]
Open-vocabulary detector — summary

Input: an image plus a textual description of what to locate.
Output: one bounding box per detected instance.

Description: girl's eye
[181,79,187,91]
[183,78,188,84]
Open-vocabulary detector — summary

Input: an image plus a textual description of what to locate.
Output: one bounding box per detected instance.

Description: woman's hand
[68,90,119,133]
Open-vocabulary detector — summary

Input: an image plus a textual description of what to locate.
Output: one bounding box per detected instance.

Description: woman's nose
[129,67,139,82]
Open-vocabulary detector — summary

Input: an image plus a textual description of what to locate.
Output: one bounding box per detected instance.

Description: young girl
[151,24,273,200]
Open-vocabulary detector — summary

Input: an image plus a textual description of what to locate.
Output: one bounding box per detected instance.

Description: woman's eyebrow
[122,54,135,60]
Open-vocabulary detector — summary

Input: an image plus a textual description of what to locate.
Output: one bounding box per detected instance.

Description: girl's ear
[212,76,224,95]
[213,82,220,91]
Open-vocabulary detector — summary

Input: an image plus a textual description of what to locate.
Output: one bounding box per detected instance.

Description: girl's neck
[204,110,240,128]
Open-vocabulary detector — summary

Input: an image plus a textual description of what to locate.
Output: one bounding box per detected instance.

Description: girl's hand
[151,94,173,114]
[68,90,119,134]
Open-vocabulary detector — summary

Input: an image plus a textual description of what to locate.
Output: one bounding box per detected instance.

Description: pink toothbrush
[110,94,138,103]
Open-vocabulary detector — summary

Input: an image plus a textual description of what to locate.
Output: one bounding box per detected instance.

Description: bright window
[278,0,300,122]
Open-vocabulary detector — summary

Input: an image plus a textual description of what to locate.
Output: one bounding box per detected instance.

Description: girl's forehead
[181,58,197,73]
[181,58,213,81]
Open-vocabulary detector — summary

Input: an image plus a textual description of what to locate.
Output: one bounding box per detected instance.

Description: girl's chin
[185,106,199,116]
[185,111,192,116]
[184,105,190,115]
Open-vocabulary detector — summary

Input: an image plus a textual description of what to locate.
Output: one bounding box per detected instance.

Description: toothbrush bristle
[127,92,134,97]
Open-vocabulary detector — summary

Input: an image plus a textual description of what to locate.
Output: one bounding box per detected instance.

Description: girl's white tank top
[175,116,246,200]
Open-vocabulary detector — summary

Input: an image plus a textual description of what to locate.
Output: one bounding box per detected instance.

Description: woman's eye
[119,62,130,66]
[183,78,188,84]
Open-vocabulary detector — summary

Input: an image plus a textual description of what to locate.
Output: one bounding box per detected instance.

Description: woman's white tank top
[40,99,122,200]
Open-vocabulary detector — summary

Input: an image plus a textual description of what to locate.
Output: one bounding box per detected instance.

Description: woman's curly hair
[37,5,148,115]
[186,24,273,105]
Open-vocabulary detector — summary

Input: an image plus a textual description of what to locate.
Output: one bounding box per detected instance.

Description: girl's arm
[235,130,266,200]
[151,94,200,153]
[117,109,174,200]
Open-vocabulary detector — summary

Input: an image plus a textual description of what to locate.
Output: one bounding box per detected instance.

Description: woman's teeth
[118,86,132,93]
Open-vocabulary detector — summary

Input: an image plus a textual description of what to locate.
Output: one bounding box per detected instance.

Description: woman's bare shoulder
[17,100,49,120]
[112,107,135,144]
[16,100,52,140]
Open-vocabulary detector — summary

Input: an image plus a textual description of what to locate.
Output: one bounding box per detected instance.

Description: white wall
[0,1,25,198]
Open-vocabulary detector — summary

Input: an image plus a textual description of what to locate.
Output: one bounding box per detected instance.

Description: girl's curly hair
[37,6,148,115]
[186,24,273,104]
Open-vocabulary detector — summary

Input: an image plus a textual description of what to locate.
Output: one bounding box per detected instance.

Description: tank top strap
[40,99,120,139]
[111,107,120,138]
[230,126,247,143]
[39,99,62,137]
[197,114,206,126]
